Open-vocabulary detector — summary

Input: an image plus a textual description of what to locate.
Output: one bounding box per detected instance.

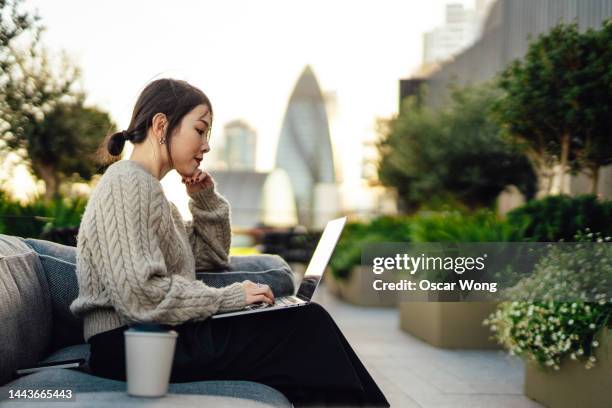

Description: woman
[69,78,389,407]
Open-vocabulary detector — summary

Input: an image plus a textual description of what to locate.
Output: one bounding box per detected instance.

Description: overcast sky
[16,0,474,215]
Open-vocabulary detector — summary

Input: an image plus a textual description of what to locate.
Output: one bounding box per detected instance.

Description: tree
[376,83,535,213]
[572,21,612,193]
[494,20,612,196]
[28,98,116,199]
[0,0,40,161]
[376,95,447,213]
[0,0,116,200]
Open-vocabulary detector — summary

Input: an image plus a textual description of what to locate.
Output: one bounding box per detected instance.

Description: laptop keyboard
[244,296,300,310]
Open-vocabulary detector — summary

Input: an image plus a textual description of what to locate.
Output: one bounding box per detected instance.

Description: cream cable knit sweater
[69,159,247,342]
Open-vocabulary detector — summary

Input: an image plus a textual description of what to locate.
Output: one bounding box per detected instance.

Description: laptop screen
[296,217,347,301]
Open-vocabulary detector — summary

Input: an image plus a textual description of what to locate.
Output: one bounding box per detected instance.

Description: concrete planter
[525,328,612,408]
[398,295,500,349]
[324,265,397,307]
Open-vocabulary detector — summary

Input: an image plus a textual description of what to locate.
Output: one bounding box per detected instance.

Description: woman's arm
[97,175,244,324]
[184,185,232,271]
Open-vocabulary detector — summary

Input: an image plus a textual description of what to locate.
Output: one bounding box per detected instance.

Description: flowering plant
[484,231,612,370]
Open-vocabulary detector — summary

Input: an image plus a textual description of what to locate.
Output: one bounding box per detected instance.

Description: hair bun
[107,130,127,156]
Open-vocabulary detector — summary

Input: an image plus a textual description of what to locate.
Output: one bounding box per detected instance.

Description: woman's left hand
[182,169,214,194]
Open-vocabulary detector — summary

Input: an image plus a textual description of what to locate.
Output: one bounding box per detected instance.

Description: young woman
[69,78,389,407]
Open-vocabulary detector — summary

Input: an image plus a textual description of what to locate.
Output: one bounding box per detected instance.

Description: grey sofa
[0,234,296,407]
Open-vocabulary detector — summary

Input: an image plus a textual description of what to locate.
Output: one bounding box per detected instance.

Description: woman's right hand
[241,280,275,305]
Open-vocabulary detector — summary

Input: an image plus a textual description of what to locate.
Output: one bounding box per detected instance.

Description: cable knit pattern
[69,159,246,343]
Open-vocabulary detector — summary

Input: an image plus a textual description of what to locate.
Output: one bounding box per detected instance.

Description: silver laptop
[212,216,347,319]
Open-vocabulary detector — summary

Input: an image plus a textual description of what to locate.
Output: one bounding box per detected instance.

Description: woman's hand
[241,280,275,305]
[182,169,214,194]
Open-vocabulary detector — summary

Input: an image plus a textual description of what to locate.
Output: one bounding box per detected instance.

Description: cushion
[37,254,84,351]
[21,239,83,351]
[0,235,53,386]
[197,255,296,297]
[0,368,292,407]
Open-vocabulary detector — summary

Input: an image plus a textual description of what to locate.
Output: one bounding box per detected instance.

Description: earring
[159,136,166,145]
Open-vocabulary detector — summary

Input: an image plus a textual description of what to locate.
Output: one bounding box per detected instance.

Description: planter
[324,265,397,307]
[399,297,500,349]
[525,328,612,408]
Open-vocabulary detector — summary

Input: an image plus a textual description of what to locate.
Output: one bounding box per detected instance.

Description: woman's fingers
[252,285,274,303]
[254,294,272,304]
[242,281,274,304]
[182,169,203,184]
[254,283,274,298]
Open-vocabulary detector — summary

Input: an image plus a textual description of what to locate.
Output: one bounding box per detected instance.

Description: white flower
[568,319,574,325]
[589,356,597,363]
[589,323,596,330]
[570,353,577,360]
[592,341,599,348]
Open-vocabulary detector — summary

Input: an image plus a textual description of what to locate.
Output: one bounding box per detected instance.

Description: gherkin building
[275,66,335,227]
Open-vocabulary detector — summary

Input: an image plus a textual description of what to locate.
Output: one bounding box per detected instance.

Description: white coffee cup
[124,325,178,397]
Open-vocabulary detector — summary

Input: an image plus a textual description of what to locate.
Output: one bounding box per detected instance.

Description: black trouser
[88,303,389,407]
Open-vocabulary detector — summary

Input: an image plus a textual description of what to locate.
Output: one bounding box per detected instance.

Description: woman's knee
[258,254,292,271]
[229,254,291,272]
[303,302,332,319]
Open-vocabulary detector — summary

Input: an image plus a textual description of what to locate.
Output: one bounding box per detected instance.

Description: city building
[275,65,338,227]
[220,120,257,171]
[422,2,492,66]
[210,168,297,228]
[423,0,612,107]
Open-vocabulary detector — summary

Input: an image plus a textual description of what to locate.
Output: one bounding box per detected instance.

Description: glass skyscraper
[275,66,336,227]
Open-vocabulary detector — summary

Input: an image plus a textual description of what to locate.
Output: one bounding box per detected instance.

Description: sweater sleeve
[96,176,246,325]
[184,185,233,271]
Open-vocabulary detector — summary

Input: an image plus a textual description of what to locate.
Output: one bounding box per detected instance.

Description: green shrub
[411,209,520,242]
[507,195,612,242]
[0,190,86,238]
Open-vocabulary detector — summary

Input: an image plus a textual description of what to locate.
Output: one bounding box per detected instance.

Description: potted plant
[398,210,516,349]
[485,232,612,408]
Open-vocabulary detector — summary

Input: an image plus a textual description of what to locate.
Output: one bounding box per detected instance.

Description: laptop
[212,216,347,319]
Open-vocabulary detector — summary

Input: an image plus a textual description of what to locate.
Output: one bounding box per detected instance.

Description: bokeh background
[1,1,612,406]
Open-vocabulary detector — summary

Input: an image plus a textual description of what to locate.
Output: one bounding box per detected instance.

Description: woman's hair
[95,78,213,166]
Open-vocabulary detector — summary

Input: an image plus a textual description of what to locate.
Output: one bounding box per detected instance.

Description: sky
[9,0,476,216]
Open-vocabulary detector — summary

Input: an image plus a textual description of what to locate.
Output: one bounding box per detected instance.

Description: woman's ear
[151,113,167,137]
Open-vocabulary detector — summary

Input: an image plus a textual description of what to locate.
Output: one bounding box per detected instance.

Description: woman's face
[170,104,211,177]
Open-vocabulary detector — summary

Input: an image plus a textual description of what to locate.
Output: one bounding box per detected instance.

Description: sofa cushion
[0,235,53,385]
[0,368,292,407]
[20,239,83,351]
[38,254,84,350]
[197,254,296,297]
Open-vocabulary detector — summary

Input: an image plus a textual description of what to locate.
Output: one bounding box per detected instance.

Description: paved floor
[313,283,543,408]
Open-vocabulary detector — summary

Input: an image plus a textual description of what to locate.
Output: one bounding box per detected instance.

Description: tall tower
[221,120,257,171]
[275,66,336,227]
